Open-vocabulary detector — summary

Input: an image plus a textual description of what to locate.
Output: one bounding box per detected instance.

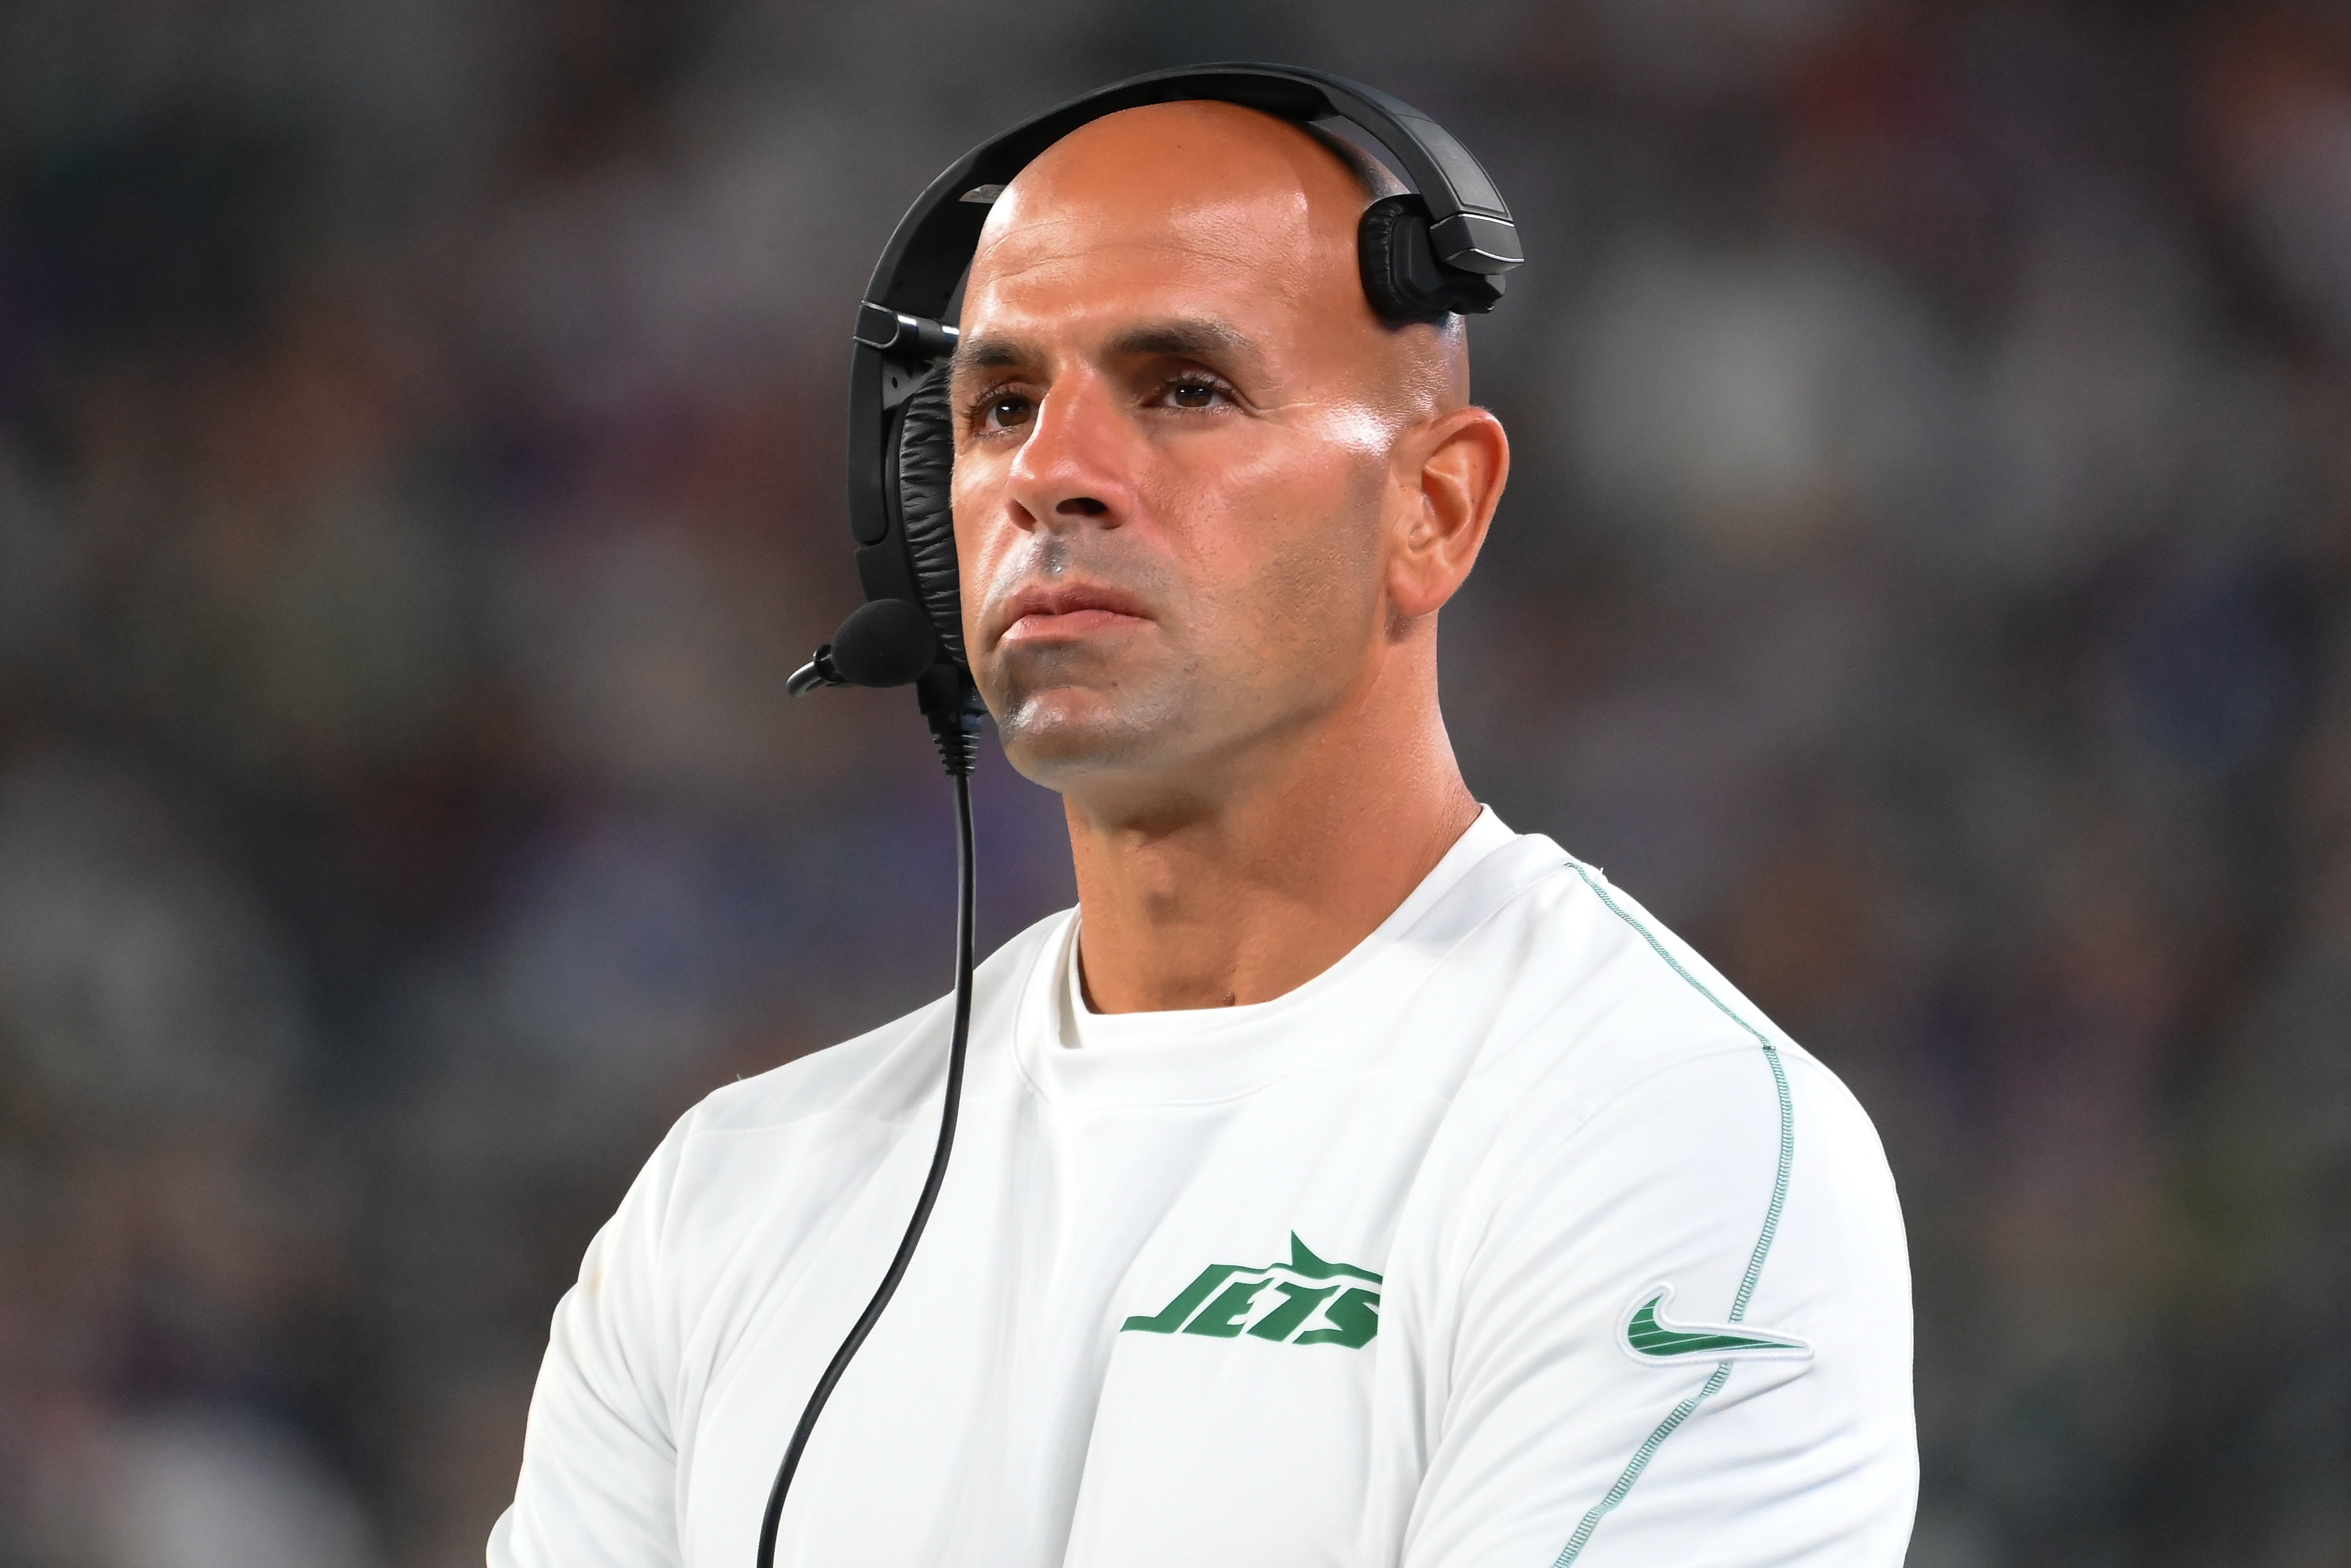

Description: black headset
[766,64,1520,1567]
[788,61,1523,771]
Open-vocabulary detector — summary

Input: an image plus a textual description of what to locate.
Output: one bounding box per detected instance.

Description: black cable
[755,759,976,1568]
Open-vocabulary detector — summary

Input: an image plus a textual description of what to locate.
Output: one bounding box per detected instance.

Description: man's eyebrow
[1103,318,1257,363]
[949,334,1039,381]
[949,319,1262,383]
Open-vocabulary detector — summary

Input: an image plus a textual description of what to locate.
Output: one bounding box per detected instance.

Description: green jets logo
[1122,1234,1382,1348]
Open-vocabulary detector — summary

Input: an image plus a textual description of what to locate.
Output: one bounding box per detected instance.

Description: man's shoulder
[1438,839,1798,1095]
[1433,838,1890,1212]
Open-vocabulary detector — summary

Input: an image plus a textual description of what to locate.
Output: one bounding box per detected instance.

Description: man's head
[949,100,1508,815]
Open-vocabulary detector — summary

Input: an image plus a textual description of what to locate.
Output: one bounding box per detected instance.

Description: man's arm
[490,1119,689,1568]
[1404,1046,1916,1567]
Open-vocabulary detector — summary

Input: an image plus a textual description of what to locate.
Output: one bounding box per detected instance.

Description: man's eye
[1166,378,1223,409]
[980,393,1034,430]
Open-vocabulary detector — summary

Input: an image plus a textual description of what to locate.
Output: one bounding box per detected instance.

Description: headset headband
[859,65,1518,329]
[842,64,1522,598]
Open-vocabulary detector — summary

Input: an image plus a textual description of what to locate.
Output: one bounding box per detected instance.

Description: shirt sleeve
[1402,1046,1917,1568]
[488,1114,691,1568]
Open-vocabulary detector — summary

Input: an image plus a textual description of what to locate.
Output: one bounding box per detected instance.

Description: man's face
[950,104,1442,805]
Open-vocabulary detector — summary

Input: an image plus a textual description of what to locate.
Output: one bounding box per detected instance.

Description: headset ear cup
[890,367,965,668]
[1357,194,1505,323]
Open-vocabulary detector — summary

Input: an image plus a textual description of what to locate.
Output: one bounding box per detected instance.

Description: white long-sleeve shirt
[491,810,1916,1567]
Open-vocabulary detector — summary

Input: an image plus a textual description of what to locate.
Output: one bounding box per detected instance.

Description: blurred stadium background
[2,0,2347,1564]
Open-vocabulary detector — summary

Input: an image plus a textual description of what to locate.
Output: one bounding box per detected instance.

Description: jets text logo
[1122,1234,1381,1348]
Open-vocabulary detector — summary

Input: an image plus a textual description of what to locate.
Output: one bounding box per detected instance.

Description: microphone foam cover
[829,598,940,687]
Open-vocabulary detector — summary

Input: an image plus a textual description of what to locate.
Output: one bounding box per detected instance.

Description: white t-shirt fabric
[490,810,1916,1568]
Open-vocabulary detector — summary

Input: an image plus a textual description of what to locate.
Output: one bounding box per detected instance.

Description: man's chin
[992,688,1183,788]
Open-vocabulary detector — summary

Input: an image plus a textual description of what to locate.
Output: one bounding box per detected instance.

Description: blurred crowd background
[1,0,2347,1564]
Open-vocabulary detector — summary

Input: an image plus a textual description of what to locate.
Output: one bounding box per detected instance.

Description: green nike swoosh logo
[1621,1284,1812,1364]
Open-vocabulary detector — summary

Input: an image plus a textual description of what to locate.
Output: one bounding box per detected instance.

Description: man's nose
[1002,374,1135,530]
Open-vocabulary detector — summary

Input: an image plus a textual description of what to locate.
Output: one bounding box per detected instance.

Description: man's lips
[998,585,1152,643]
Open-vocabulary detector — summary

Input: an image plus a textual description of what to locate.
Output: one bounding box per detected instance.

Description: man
[492,97,1915,1567]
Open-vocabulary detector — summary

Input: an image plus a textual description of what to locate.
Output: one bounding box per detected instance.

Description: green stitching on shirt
[1550,859,1796,1568]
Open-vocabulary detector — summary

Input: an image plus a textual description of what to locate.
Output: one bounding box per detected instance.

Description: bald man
[491,100,1916,1568]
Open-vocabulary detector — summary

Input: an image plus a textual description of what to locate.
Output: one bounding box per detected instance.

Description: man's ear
[1388,406,1509,624]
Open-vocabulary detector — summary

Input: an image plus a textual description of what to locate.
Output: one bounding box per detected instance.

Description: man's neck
[1062,678,1480,1015]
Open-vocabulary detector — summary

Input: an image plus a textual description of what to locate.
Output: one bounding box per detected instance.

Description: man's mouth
[999,585,1152,644]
